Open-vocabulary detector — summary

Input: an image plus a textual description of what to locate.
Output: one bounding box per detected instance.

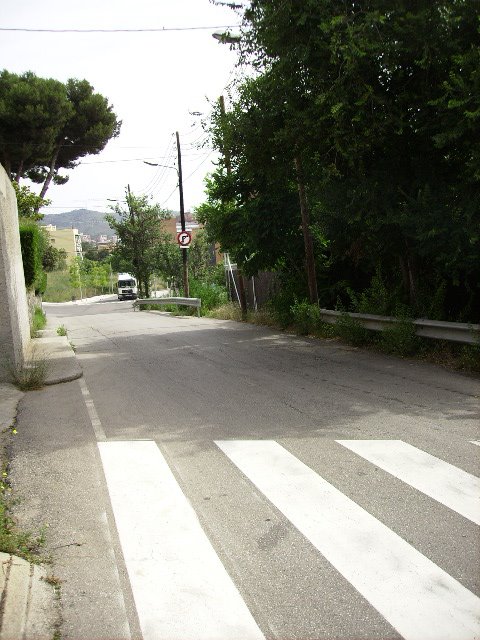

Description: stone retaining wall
[0,167,30,381]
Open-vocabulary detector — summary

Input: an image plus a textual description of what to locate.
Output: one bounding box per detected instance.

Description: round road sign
[177,230,192,248]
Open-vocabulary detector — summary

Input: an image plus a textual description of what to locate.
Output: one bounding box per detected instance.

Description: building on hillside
[160,214,221,265]
[41,225,82,261]
[160,213,201,239]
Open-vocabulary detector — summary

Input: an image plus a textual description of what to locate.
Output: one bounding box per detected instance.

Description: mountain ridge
[41,209,118,238]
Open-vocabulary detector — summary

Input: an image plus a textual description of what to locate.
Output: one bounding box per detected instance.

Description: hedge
[19,221,43,290]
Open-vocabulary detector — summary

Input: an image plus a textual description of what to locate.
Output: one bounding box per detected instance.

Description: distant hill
[41,209,118,237]
[41,208,182,238]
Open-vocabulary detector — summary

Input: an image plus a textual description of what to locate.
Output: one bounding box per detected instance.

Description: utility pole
[294,155,318,304]
[176,131,189,298]
[219,96,248,317]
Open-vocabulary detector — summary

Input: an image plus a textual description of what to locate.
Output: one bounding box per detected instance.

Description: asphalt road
[11,298,480,640]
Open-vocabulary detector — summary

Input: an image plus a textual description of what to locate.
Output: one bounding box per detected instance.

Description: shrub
[459,342,480,373]
[188,279,228,313]
[290,300,325,336]
[269,289,296,329]
[379,318,420,357]
[335,313,372,347]
[19,220,43,289]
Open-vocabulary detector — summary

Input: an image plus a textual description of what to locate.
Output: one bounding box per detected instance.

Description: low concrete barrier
[133,297,202,317]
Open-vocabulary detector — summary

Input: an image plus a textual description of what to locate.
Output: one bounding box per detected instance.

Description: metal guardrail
[318,309,480,345]
[133,297,202,317]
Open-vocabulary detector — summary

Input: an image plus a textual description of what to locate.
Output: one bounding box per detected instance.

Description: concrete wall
[0,167,30,381]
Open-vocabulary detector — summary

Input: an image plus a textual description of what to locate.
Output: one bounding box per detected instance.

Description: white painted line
[337,440,480,525]
[216,440,480,640]
[79,377,106,441]
[471,441,480,447]
[98,441,265,640]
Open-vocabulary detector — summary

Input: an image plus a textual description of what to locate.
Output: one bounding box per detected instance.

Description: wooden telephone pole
[294,155,318,305]
[219,96,248,316]
[176,131,189,298]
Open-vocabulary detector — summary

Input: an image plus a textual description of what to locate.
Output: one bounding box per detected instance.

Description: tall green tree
[203,0,479,321]
[106,191,170,298]
[0,70,121,199]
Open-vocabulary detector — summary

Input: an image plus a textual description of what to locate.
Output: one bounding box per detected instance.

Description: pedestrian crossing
[99,438,480,640]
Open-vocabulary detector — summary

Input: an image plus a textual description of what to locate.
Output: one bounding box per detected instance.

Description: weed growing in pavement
[8,347,49,391]
[69,341,77,353]
[31,306,47,338]
[56,325,67,336]
[0,425,48,563]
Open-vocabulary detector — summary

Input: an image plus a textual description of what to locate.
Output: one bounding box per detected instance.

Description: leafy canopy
[0,70,121,198]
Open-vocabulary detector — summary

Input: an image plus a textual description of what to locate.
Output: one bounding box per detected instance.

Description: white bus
[117,273,138,300]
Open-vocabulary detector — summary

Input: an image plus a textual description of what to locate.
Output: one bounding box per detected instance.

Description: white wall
[0,166,30,381]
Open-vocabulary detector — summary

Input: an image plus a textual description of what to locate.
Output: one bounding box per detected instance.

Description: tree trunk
[400,242,419,310]
[238,272,248,318]
[38,145,61,200]
[14,159,24,182]
[294,155,318,305]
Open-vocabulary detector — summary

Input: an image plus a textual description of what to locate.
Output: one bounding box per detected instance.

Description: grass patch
[206,303,244,321]
[43,269,97,303]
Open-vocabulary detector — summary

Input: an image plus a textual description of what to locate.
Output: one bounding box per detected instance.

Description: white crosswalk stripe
[216,440,480,640]
[336,439,480,525]
[98,441,265,640]
[100,438,480,640]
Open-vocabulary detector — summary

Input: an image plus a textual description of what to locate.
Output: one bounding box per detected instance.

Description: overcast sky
[1,0,243,215]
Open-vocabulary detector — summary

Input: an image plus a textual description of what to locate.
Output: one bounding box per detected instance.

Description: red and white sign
[176,230,192,248]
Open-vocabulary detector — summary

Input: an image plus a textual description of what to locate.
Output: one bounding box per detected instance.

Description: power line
[0,24,240,34]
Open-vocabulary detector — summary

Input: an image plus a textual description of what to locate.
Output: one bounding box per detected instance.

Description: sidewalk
[0,326,82,639]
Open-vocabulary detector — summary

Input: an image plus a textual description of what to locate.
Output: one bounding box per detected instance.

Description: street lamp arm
[143,161,178,174]
[212,30,241,44]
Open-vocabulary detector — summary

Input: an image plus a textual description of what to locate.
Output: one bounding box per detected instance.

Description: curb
[32,332,83,386]
[0,331,82,639]
[0,553,59,640]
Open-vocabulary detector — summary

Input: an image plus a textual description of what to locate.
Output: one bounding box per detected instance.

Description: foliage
[188,278,228,312]
[201,0,480,323]
[11,181,50,220]
[106,191,170,298]
[31,306,47,337]
[18,219,44,290]
[68,257,83,297]
[335,314,372,348]
[378,319,420,357]
[290,300,317,336]
[42,244,67,272]
[459,343,480,373]
[67,257,112,298]
[0,70,121,199]
[56,325,67,336]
